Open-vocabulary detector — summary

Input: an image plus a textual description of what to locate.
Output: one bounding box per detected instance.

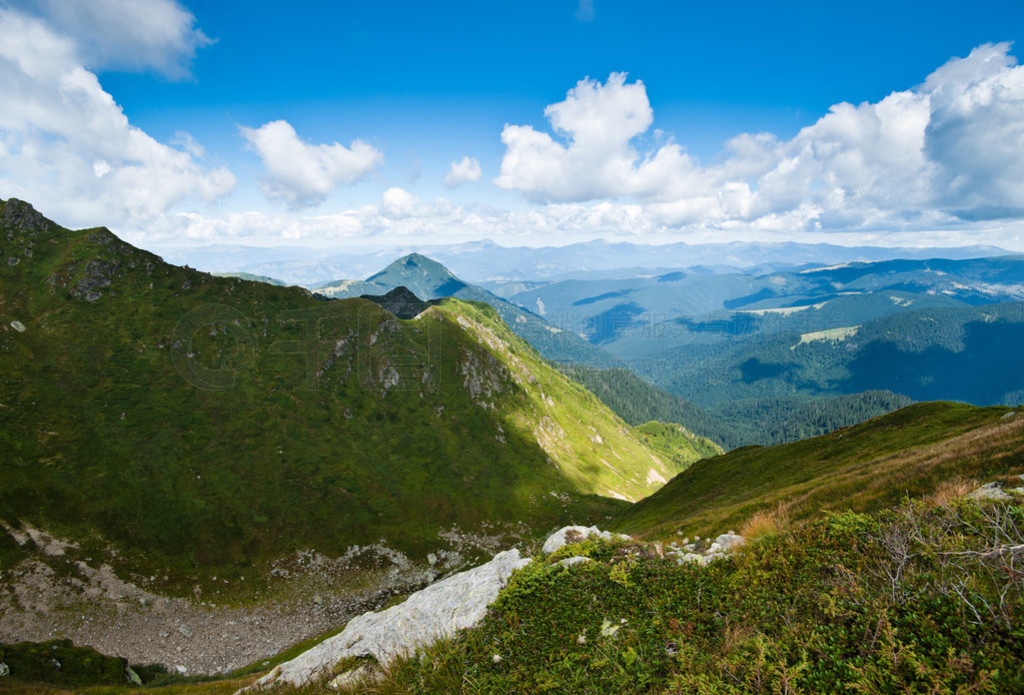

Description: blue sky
[2,0,1024,251]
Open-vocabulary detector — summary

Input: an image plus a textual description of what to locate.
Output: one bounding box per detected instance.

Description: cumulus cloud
[443,156,483,187]
[496,46,1024,234]
[495,73,700,203]
[380,187,421,219]
[922,43,1024,220]
[0,7,235,231]
[240,120,384,209]
[6,0,211,79]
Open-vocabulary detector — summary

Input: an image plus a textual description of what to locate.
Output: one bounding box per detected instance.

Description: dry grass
[739,504,790,541]
[927,477,980,507]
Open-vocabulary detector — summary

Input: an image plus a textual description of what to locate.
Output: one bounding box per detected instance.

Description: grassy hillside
[0,199,705,595]
[558,366,728,443]
[610,402,1024,540]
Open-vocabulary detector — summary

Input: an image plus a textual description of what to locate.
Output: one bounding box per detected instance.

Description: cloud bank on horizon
[0,0,1023,250]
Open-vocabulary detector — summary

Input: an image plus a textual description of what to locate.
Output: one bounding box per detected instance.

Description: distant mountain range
[153,238,1013,288]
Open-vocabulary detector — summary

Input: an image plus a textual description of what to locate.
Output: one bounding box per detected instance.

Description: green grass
[609,401,1024,540]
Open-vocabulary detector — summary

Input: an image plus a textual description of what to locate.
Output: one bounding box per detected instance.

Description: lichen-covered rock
[240,549,532,691]
[667,531,746,565]
[708,533,744,554]
[541,525,629,554]
[558,556,592,567]
[969,482,1012,501]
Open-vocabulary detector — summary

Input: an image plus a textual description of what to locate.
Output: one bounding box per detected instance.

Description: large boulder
[241,549,531,691]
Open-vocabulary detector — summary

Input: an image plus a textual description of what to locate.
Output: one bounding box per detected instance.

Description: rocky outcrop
[241,549,531,691]
[666,532,746,566]
[969,476,1024,501]
[1,198,51,235]
[541,525,629,554]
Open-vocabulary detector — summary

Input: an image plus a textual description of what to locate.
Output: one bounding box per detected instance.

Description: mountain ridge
[318,252,623,367]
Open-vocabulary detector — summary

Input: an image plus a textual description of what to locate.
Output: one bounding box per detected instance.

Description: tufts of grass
[739,504,790,542]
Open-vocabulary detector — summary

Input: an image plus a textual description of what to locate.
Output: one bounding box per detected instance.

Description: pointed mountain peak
[366,253,467,299]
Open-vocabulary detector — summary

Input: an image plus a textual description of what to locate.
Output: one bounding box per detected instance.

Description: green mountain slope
[0,199,704,592]
[559,365,910,449]
[610,402,1024,540]
[318,254,621,367]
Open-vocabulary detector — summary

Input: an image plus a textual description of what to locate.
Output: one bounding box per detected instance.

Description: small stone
[10,320,25,332]
[0,662,8,676]
[178,625,193,638]
[558,556,592,567]
[427,553,438,566]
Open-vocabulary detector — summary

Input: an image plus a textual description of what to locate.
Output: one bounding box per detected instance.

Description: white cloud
[0,7,236,231]
[380,187,420,219]
[240,120,384,209]
[922,43,1024,220]
[6,0,211,79]
[495,73,700,203]
[495,47,1024,235]
[443,156,483,187]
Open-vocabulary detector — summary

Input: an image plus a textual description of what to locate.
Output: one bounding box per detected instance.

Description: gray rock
[969,483,1012,501]
[328,663,375,689]
[240,549,532,691]
[542,525,629,554]
[0,662,8,677]
[9,320,25,333]
[1,198,50,234]
[558,556,592,567]
[708,533,745,554]
[675,553,710,566]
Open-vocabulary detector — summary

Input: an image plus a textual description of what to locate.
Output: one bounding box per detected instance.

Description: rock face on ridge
[243,549,532,691]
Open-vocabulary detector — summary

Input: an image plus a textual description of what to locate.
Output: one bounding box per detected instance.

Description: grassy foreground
[322,494,1024,694]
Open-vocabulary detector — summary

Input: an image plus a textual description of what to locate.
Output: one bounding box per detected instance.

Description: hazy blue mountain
[647,301,1024,409]
[498,256,1024,350]
[152,239,1013,288]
